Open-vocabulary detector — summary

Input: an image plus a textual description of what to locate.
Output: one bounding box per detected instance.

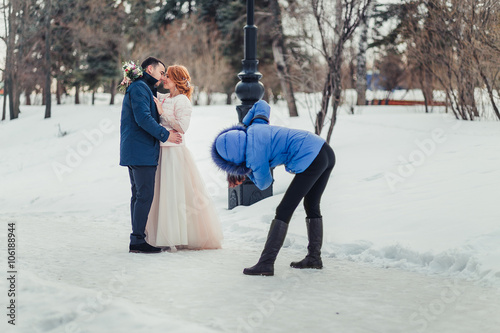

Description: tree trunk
[56,79,62,105]
[421,68,434,113]
[6,79,15,119]
[269,0,298,117]
[75,84,80,104]
[327,45,344,143]
[207,90,212,105]
[356,3,370,106]
[474,52,500,120]
[456,38,477,120]
[193,89,199,105]
[226,91,232,105]
[325,0,344,143]
[272,40,298,117]
[263,88,269,104]
[445,93,449,114]
[6,0,20,119]
[1,0,8,120]
[316,70,332,135]
[92,90,96,105]
[2,92,6,121]
[272,90,279,104]
[110,79,116,105]
[12,87,21,118]
[418,68,429,113]
[44,0,52,119]
[25,89,32,105]
[9,82,20,119]
[464,80,478,120]
[457,70,477,120]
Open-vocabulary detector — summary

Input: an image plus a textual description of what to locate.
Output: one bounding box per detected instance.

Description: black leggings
[275,143,335,223]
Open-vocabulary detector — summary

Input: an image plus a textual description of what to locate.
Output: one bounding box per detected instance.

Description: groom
[120,56,182,253]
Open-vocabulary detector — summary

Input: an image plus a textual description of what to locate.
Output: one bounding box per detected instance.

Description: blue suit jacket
[120,74,170,166]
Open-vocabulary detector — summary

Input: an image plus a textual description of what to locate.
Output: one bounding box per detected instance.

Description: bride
[145,65,223,250]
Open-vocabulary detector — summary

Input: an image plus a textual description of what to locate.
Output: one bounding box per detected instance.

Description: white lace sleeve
[157,92,169,100]
[168,95,192,134]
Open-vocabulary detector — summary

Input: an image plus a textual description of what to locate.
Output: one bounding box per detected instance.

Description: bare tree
[1,0,8,121]
[356,1,373,106]
[470,0,500,120]
[2,0,51,119]
[403,0,499,121]
[269,0,298,116]
[288,0,372,141]
[375,47,406,100]
[44,0,52,119]
[308,0,372,142]
[4,0,20,120]
[150,15,233,105]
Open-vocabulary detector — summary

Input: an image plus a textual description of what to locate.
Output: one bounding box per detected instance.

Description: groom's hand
[167,130,182,144]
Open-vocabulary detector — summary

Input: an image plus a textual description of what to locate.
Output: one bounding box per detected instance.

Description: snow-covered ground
[1,97,499,333]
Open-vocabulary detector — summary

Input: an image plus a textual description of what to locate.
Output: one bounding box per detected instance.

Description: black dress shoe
[129,242,162,253]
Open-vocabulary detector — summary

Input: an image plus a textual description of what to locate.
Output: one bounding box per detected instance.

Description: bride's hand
[166,130,182,144]
[120,77,131,86]
[154,97,165,115]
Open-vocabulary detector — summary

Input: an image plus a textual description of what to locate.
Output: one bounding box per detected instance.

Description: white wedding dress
[145,93,223,250]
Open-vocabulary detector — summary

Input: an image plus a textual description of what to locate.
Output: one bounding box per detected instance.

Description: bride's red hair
[167,65,194,100]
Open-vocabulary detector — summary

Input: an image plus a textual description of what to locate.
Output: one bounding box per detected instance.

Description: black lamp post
[228,0,273,209]
[234,0,264,122]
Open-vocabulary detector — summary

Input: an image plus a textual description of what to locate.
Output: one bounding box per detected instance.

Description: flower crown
[118,61,143,93]
[183,78,191,88]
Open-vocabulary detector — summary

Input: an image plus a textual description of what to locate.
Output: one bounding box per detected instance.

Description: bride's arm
[157,92,169,101]
[168,96,192,134]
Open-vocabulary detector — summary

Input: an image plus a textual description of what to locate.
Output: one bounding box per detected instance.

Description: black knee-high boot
[290,217,323,269]
[243,219,289,276]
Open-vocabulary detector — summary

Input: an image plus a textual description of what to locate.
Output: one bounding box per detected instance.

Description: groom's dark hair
[141,57,165,70]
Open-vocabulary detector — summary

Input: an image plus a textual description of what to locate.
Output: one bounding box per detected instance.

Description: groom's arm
[129,85,170,143]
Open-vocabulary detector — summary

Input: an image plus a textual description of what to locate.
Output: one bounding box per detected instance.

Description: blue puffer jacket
[211,100,325,190]
[120,73,170,166]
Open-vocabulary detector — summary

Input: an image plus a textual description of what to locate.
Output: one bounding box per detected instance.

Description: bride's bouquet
[118,61,143,93]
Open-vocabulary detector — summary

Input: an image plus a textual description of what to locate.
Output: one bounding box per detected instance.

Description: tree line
[1,1,499,139]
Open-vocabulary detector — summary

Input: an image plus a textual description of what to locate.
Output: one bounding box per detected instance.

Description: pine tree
[76,0,126,104]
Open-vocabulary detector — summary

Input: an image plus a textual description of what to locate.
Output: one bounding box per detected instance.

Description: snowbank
[1,100,499,332]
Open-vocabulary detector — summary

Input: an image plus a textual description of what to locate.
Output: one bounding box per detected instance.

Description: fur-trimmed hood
[211,124,251,176]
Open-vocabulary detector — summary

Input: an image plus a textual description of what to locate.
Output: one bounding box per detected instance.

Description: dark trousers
[128,166,157,245]
[275,143,335,223]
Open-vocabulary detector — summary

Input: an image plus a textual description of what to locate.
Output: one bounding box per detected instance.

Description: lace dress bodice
[158,93,192,147]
